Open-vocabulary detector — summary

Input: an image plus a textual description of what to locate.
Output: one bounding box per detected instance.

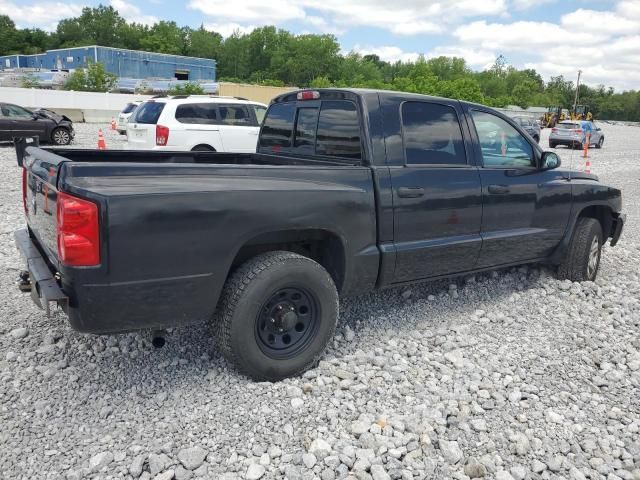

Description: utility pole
[573,70,582,113]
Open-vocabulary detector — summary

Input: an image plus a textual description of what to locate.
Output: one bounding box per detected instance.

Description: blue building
[0,46,216,81]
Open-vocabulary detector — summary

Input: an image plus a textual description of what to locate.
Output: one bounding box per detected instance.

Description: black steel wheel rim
[255,286,319,359]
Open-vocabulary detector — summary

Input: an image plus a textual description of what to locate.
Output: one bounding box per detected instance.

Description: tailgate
[20,143,67,268]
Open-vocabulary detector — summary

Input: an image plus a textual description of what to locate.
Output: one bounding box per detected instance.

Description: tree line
[1,6,639,120]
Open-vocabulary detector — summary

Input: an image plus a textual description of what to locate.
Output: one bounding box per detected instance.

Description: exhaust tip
[151,331,166,349]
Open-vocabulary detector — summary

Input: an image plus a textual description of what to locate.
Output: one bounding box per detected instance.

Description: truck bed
[19,143,380,333]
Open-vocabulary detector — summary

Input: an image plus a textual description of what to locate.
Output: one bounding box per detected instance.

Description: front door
[1,104,47,140]
[217,104,259,152]
[386,99,483,283]
[467,108,572,268]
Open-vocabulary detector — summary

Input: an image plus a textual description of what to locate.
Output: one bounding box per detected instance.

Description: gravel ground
[0,122,638,480]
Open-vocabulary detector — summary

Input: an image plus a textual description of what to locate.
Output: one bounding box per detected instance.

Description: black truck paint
[15,89,625,379]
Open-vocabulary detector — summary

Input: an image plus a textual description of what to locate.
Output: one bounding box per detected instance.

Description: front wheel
[51,127,72,145]
[214,251,338,381]
[596,137,604,149]
[557,218,603,282]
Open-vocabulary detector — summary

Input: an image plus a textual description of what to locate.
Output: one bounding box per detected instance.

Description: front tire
[557,218,603,282]
[51,127,71,145]
[214,251,338,381]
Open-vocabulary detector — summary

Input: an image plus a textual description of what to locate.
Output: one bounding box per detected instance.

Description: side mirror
[541,151,561,170]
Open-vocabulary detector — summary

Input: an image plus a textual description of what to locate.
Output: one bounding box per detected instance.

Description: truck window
[315,101,361,160]
[175,103,218,124]
[134,102,165,124]
[471,110,534,168]
[294,108,319,148]
[259,102,295,150]
[401,102,466,165]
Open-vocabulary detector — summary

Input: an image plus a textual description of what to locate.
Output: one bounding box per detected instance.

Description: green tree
[186,25,222,60]
[0,15,20,55]
[64,61,117,92]
[167,82,205,95]
[140,21,187,55]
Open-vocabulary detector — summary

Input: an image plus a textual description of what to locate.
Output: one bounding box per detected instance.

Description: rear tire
[596,137,604,149]
[549,142,556,148]
[557,217,603,282]
[51,127,71,146]
[214,251,338,381]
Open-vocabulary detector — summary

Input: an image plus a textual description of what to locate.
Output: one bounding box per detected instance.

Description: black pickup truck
[15,89,625,380]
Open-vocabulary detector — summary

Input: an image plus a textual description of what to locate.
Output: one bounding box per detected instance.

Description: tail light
[551,128,558,133]
[156,125,169,146]
[573,129,583,134]
[22,168,28,215]
[56,192,100,266]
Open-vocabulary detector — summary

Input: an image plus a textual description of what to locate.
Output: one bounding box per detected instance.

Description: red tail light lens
[22,168,28,215]
[573,129,583,134]
[156,125,169,146]
[56,192,100,266]
[551,128,558,133]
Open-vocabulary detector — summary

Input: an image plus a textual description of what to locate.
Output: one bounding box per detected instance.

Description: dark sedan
[0,103,74,145]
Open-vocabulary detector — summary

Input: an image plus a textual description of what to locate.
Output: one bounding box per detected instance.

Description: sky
[3,0,640,91]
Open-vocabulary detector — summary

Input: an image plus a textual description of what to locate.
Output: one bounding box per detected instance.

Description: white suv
[116,101,142,134]
[126,96,268,152]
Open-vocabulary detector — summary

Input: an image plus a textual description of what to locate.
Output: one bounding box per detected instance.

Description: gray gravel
[1,122,639,480]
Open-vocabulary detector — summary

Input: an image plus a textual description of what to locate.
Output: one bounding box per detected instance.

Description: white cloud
[561,8,640,35]
[511,0,554,10]
[352,45,420,63]
[204,22,257,38]
[188,0,507,36]
[427,46,497,69]
[110,0,158,25]
[0,0,83,29]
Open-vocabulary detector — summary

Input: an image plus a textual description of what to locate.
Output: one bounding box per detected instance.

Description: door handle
[397,187,425,198]
[488,184,510,194]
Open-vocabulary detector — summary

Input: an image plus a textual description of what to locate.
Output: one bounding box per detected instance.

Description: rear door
[173,102,223,150]
[217,104,259,152]
[127,101,166,149]
[381,96,483,282]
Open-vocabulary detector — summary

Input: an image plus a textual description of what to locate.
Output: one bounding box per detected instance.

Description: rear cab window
[133,102,165,124]
[259,98,362,161]
[557,123,579,129]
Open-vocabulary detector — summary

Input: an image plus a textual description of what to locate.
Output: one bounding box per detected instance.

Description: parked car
[549,121,605,149]
[126,96,268,152]
[0,103,74,145]
[14,88,625,381]
[511,116,541,143]
[116,101,142,134]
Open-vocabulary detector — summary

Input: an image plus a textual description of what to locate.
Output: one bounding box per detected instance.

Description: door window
[471,111,534,168]
[2,104,33,119]
[175,103,219,124]
[219,105,252,126]
[401,102,467,165]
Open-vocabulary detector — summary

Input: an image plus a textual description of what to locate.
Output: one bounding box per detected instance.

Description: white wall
[0,87,151,122]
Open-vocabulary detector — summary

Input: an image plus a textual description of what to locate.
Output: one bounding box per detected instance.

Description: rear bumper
[610,213,625,247]
[14,228,68,315]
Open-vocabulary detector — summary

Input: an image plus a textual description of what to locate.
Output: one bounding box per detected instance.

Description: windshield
[121,103,139,114]
[133,102,165,124]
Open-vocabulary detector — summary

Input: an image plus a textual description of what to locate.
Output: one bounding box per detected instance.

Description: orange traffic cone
[110,118,116,130]
[97,129,106,150]
[585,158,591,174]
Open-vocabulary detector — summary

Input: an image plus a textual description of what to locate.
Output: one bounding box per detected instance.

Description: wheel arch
[191,144,216,152]
[228,228,348,294]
